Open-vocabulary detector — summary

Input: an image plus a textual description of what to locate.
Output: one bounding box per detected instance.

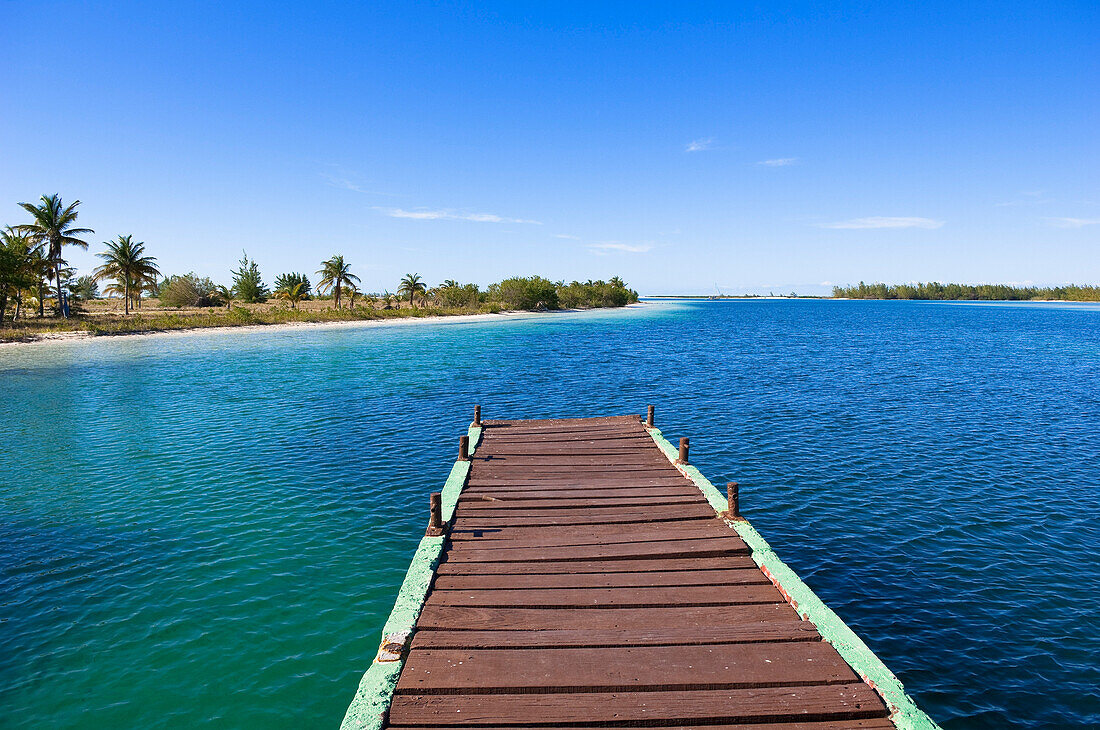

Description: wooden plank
[442,536,749,562]
[386,684,889,725]
[436,556,756,575]
[433,568,768,590]
[456,495,702,509]
[447,523,737,547]
[426,584,781,607]
[410,621,820,649]
[415,604,801,631]
[477,443,658,454]
[460,486,697,499]
[395,642,856,694]
[391,721,897,730]
[455,503,715,520]
[457,513,713,528]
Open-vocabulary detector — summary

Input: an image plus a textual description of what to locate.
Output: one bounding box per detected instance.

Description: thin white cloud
[757,157,798,167]
[320,172,395,196]
[1045,217,1100,229]
[377,208,541,224]
[685,138,713,152]
[554,233,580,240]
[996,190,1051,207]
[819,216,944,230]
[588,242,653,253]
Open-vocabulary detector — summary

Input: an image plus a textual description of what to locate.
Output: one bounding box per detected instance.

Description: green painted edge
[645,426,941,730]
[339,424,483,730]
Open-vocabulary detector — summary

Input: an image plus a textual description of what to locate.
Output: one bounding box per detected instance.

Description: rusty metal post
[426,492,443,535]
[473,405,481,426]
[677,437,689,464]
[727,481,740,517]
[458,435,470,461]
[646,404,654,428]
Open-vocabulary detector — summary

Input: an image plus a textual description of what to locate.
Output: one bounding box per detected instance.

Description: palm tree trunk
[55,267,66,319]
[124,280,130,315]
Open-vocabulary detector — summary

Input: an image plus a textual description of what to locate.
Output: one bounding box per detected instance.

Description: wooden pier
[343,413,938,730]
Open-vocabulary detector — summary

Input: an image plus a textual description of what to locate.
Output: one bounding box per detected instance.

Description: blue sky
[2,2,1097,295]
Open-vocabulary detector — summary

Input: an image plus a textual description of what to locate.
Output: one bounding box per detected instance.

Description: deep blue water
[1,300,1097,728]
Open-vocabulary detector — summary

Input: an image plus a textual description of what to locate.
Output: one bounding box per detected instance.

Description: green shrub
[432,282,481,308]
[488,276,560,310]
[274,272,312,298]
[159,273,219,307]
[232,252,268,303]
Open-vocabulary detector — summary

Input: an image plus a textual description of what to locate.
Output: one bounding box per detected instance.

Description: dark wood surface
[384,415,892,729]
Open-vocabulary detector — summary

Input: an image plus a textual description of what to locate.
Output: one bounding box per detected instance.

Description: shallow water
[1,301,1097,728]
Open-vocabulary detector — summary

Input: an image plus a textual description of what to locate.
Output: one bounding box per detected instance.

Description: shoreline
[0,303,650,349]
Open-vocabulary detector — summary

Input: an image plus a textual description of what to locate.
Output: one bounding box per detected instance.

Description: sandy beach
[0,303,651,349]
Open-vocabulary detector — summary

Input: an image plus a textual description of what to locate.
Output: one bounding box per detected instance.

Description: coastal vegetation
[1,192,640,342]
[833,282,1100,301]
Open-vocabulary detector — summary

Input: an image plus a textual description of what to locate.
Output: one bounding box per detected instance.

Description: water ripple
[1,301,1098,728]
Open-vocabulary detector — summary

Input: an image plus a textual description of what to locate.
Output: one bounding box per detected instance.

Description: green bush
[159,273,219,307]
[556,278,638,308]
[274,272,312,298]
[232,252,268,303]
[432,282,481,308]
[488,276,560,310]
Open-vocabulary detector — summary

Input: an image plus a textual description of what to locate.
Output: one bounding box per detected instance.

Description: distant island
[831,282,1100,301]
[649,283,1100,301]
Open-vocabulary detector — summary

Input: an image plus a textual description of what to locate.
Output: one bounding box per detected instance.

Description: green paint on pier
[339,424,482,730]
[646,425,941,730]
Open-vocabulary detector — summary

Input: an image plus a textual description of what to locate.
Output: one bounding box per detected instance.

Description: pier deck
[380,415,900,729]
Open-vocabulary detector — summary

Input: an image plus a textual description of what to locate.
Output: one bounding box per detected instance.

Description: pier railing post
[426,492,444,536]
[676,437,689,464]
[473,405,481,426]
[727,481,740,517]
[458,435,470,461]
[646,404,654,428]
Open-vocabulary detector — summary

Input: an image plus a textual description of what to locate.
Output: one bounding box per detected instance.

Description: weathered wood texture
[384,416,892,729]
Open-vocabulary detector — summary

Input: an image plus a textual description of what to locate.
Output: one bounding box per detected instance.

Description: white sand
[1,303,651,349]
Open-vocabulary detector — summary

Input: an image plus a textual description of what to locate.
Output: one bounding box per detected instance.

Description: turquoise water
[1,301,1098,728]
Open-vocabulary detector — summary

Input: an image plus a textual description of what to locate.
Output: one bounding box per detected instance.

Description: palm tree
[441,279,459,289]
[210,284,233,310]
[92,235,160,314]
[273,281,307,309]
[343,281,361,309]
[0,228,41,326]
[316,255,360,309]
[16,194,94,318]
[398,273,427,307]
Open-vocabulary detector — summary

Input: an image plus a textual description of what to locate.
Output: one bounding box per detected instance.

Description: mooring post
[473,405,482,426]
[458,435,470,461]
[646,404,654,428]
[727,481,740,517]
[677,437,689,464]
[426,492,443,535]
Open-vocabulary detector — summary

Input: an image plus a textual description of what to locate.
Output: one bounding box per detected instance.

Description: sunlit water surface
[1,301,1097,728]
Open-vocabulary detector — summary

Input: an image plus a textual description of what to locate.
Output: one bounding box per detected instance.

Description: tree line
[1,193,639,327]
[832,281,1100,301]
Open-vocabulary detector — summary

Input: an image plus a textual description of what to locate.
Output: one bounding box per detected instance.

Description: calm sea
[1,300,1097,728]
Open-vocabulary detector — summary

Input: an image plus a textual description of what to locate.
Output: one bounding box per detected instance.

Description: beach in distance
[2,300,1097,728]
